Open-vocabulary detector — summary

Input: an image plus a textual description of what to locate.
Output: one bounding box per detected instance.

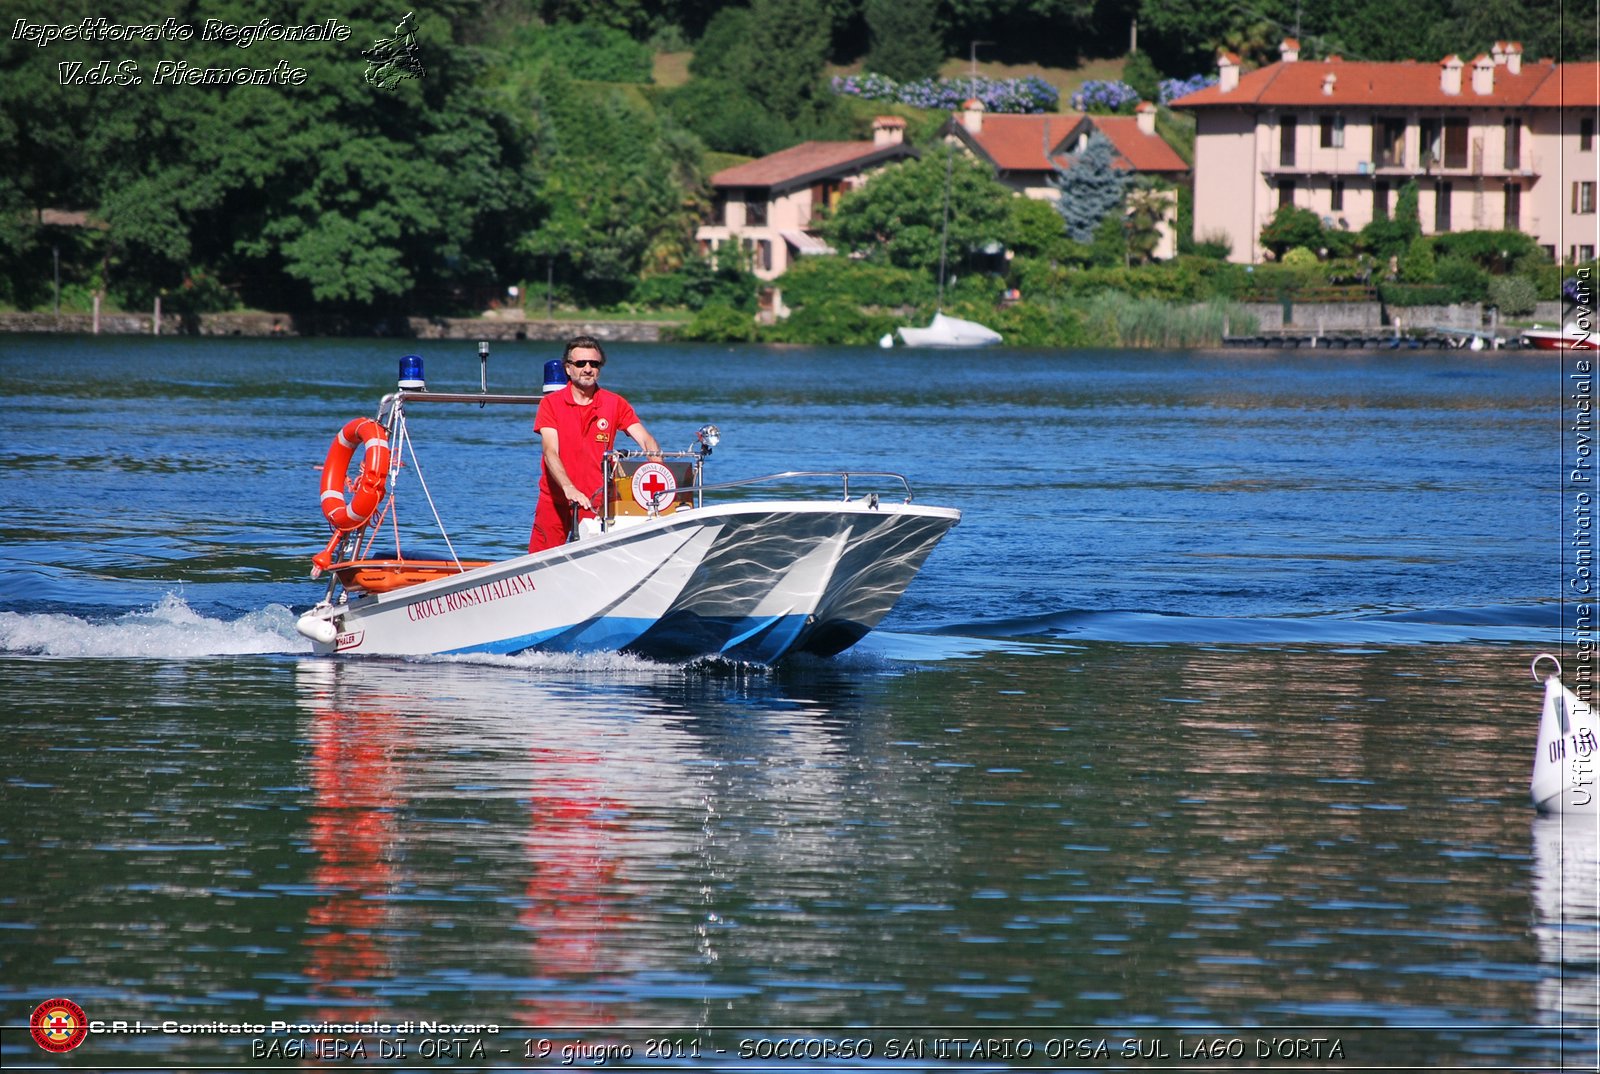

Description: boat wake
[928,602,1560,646]
[0,594,769,675]
[0,594,312,658]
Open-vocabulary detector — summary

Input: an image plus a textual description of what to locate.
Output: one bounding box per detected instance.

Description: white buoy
[878,332,895,349]
[1531,654,1599,813]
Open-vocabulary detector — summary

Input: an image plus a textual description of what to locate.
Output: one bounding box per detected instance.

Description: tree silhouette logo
[363,12,426,90]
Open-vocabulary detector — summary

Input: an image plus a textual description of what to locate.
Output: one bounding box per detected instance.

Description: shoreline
[0,310,676,342]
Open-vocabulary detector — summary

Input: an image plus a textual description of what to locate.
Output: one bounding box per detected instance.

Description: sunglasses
[566,359,603,369]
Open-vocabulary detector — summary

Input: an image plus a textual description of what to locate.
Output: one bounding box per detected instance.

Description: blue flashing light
[398,354,425,389]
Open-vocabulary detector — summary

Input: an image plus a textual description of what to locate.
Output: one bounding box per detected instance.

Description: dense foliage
[1137,0,1598,75]
[665,1,852,155]
[820,148,1011,275]
[3,0,1584,338]
[502,20,653,82]
[4,0,541,315]
[862,0,943,81]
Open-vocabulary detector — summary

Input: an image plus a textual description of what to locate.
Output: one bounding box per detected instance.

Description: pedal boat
[295,354,959,663]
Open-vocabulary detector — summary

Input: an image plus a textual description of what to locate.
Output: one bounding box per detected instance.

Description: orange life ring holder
[320,417,391,531]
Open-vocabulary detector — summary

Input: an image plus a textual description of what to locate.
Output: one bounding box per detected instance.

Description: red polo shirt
[533,385,639,509]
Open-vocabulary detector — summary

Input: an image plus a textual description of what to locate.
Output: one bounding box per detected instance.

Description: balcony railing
[1260,152,1540,179]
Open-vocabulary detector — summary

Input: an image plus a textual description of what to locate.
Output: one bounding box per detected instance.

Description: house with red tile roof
[939,99,1189,200]
[1172,40,1600,264]
[939,98,1189,258]
[695,117,917,281]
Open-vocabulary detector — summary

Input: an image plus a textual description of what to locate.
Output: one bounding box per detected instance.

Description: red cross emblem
[630,462,677,512]
[31,998,88,1052]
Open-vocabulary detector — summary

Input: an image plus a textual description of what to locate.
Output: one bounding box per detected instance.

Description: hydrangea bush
[1158,74,1218,104]
[831,73,1059,114]
[1070,80,1139,113]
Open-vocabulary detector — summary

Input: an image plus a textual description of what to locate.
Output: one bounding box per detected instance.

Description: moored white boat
[1520,323,1598,350]
[295,350,959,662]
[896,311,1002,348]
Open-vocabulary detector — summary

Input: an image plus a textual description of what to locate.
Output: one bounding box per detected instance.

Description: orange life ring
[319,417,391,531]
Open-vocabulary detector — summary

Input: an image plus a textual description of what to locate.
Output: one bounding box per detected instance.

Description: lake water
[0,335,1594,1070]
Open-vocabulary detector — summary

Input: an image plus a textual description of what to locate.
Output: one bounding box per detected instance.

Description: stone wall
[1238,302,1384,331]
[0,311,178,334]
[1385,304,1501,330]
[406,317,673,342]
[1238,301,1505,332]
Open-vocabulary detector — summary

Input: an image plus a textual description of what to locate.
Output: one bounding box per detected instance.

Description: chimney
[1322,72,1337,96]
[1440,54,1462,95]
[1471,53,1495,95]
[1492,41,1507,65]
[960,97,984,134]
[1135,101,1156,135]
[1506,42,1523,75]
[872,115,905,146]
[1218,51,1241,93]
[1280,37,1300,63]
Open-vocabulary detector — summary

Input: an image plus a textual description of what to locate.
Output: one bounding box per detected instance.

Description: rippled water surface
[0,337,1593,1069]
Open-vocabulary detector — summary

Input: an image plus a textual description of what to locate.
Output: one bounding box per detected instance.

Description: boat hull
[1521,327,1598,351]
[301,501,960,662]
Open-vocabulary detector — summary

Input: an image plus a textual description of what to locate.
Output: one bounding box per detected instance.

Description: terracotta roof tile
[1173,56,1559,109]
[950,111,1189,176]
[953,113,1085,171]
[710,141,912,188]
[1526,62,1600,107]
[1085,115,1190,173]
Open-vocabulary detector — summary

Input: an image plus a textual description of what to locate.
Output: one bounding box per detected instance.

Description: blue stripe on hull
[439,613,862,662]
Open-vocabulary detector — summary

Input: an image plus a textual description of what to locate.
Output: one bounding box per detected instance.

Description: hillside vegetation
[3,0,1589,342]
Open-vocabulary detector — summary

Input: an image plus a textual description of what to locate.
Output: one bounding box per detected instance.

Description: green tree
[821,148,1011,276]
[1258,205,1327,259]
[1122,50,1162,102]
[1361,180,1422,259]
[941,0,1101,65]
[1003,195,1085,263]
[504,21,654,82]
[519,65,706,304]
[673,0,850,155]
[688,6,759,82]
[1052,131,1129,243]
[864,0,943,82]
[1,0,541,314]
[1088,211,1129,267]
[744,0,843,133]
[1137,0,1293,73]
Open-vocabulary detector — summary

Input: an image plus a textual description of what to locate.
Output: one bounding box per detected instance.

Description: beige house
[1173,40,1600,264]
[695,118,917,281]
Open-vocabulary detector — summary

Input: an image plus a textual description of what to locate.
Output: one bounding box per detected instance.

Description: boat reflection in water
[290,657,866,1028]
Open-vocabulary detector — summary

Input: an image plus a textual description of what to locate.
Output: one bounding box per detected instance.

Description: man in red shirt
[528,336,660,553]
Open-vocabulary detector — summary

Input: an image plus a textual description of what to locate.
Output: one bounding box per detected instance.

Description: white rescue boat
[295,348,959,663]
